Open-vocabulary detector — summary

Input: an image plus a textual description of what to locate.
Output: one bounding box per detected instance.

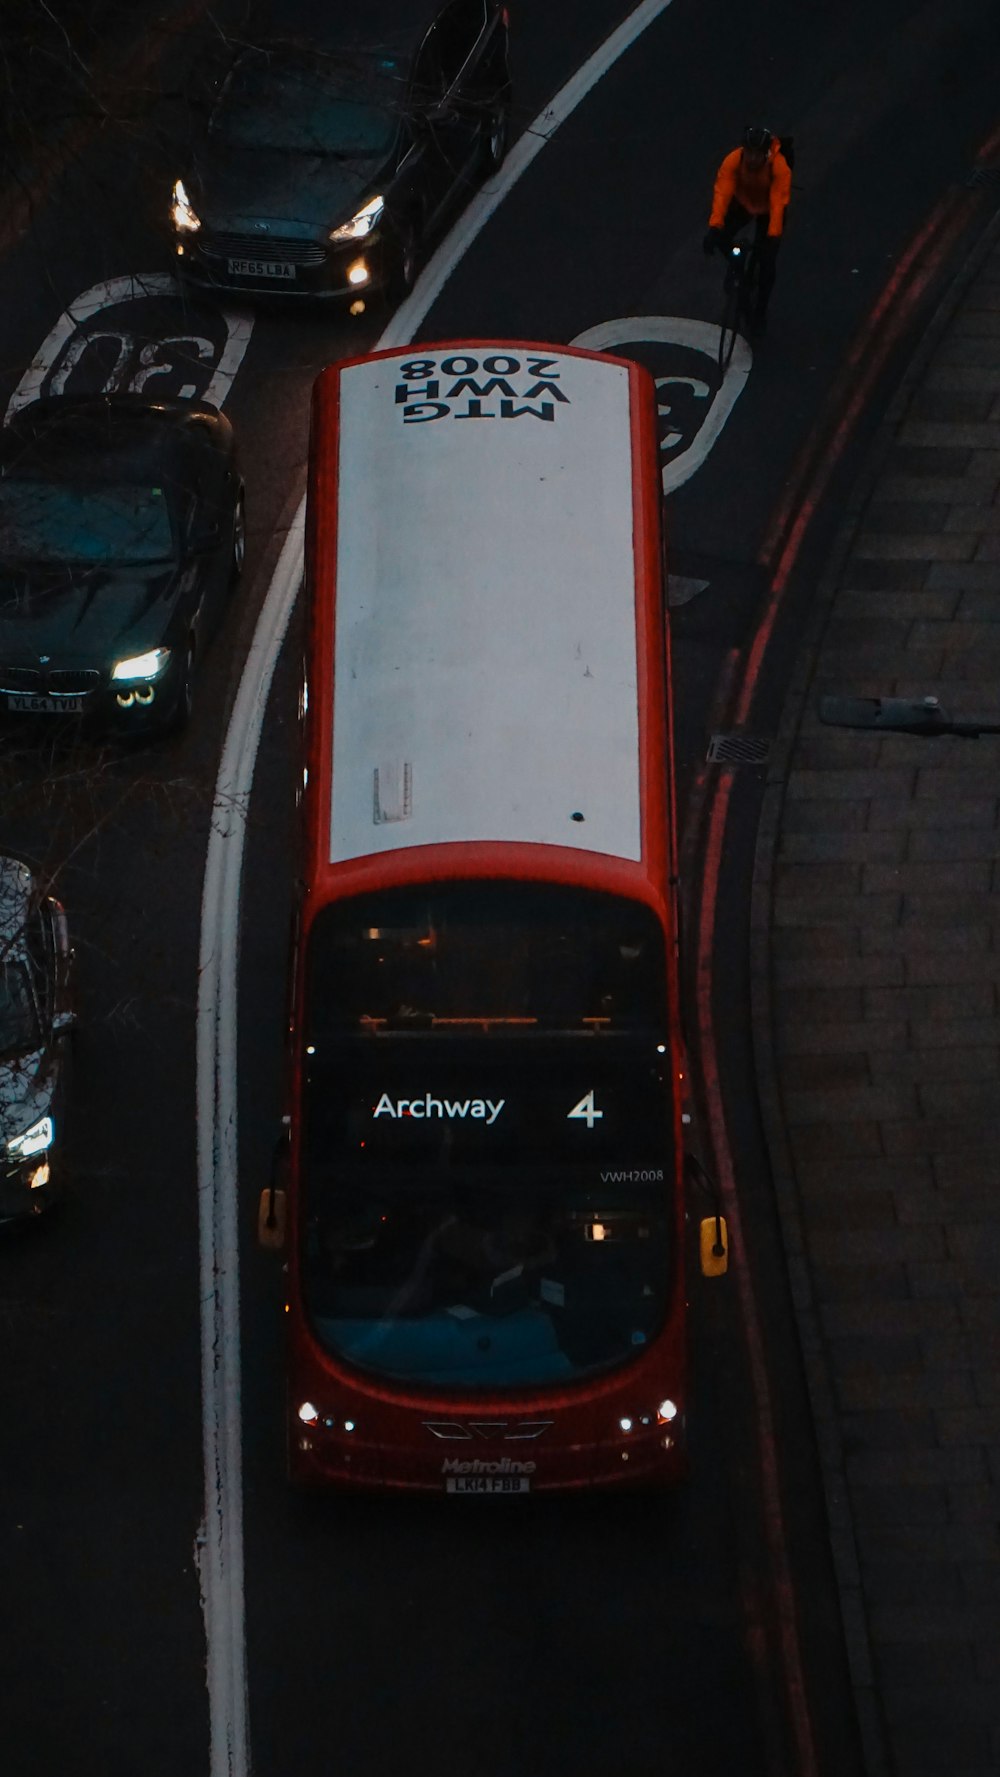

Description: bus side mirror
[258,1188,287,1250]
[685,1153,729,1275]
[258,1133,289,1251]
[699,1214,728,1277]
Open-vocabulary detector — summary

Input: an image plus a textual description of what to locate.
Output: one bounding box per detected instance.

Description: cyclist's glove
[703,228,723,256]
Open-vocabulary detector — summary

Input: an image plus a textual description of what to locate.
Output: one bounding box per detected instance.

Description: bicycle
[715,232,761,371]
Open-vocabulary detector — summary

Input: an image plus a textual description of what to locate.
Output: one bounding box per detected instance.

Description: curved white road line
[196,507,304,1777]
[195,5,677,1773]
[203,312,256,412]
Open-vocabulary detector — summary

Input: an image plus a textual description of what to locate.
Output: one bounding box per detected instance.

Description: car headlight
[7,1115,54,1160]
[112,648,171,683]
[171,179,201,233]
[330,195,385,242]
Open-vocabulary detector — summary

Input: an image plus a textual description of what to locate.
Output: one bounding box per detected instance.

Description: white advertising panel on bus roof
[329,345,643,864]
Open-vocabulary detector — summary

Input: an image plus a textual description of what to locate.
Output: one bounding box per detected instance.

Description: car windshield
[213,56,398,156]
[0,958,40,1057]
[0,480,175,565]
[300,884,676,1388]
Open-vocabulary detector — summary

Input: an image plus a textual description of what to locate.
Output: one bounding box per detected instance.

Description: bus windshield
[304,880,665,1032]
[300,884,675,1388]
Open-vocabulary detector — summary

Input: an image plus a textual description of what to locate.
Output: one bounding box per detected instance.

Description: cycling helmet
[742,124,772,153]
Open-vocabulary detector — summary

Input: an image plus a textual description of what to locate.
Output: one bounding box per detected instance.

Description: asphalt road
[1,1,998,1773]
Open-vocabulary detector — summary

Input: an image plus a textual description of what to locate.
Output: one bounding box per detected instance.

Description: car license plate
[6,693,86,714]
[227,257,295,280]
[445,1476,531,1495]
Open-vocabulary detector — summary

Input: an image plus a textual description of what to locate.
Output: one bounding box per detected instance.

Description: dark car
[1,856,74,1224]
[0,394,245,736]
[170,0,512,302]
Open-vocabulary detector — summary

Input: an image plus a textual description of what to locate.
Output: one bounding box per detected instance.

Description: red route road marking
[738,189,980,728]
[696,771,820,1777]
[689,122,1000,1774]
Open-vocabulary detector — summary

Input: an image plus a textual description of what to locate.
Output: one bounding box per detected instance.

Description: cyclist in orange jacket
[703,125,792,332]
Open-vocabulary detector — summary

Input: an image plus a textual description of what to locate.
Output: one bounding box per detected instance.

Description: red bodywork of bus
[285,342,686,1492]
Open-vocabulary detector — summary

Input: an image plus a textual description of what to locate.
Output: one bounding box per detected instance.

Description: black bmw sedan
[0,394,245,736]
[0,855,74,1224]
[170,0,512,302]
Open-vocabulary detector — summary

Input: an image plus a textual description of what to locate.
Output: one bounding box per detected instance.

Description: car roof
[223,41,409,109]
[222,4,496,116]
[254,1,440,60]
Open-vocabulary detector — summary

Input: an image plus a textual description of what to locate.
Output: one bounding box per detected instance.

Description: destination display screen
[306,1036,672,1178]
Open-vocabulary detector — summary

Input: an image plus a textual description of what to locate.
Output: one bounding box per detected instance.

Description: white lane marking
[195,502,305,1777]
[195,5,678,1773]
[203,312,255,411]
[4,272,253,419]
[570,316,752,492]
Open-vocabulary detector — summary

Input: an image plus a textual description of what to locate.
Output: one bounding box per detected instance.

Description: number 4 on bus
[567,1090,603,1126]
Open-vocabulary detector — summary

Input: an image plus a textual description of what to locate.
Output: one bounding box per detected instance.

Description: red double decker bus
[265,340,724,1494]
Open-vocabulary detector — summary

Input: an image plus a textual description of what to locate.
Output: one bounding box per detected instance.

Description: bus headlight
[297,1401,320,1426]
[330,195,384,241]
[112,647,171,682]
[7,1115,54,1159]
[614,1400,678,1436]
[171,179,201,232]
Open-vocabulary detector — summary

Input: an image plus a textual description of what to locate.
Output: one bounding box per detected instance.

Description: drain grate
[707,732,772,764]
[966,166,1000,188]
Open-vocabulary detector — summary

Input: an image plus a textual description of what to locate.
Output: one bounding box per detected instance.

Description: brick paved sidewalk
[754,213,1000,1777]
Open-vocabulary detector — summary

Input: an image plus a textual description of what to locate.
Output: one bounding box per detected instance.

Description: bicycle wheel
[739,246,762,333]
[717,271,742,372]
